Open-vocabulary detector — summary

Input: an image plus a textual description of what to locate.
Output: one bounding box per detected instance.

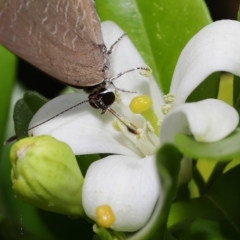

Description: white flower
[29,20,239,232]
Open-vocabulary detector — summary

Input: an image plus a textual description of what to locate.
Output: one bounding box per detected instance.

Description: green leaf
[93,225,114,240]
[192,161,230,196]
[237,5,240,22]
[168,198,239,239]
[233,76,240,124]
[187,72,220,103]
[13,91,48,136]
[172,218,235,240]
[96,0,212,92]
[0,46,16,145]
[206,165,240,236]
[129,144,182,240]
[232,76,239,105]
[204,161,230,191]
[174,129,240,160]
[168,163,240,239]
[93,224,126,240]
[76,154,100,177]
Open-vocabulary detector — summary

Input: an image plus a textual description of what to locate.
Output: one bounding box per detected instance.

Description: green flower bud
[10,135,84,216]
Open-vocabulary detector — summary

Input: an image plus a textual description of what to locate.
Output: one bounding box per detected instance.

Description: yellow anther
[96,205,116,228]
[114,90,122,103]
[163,94,175,104]
[112,120,121,132]
[140,66,152,77]
[136,128,147,140]
[162,104,171,115]
[158,119,163,128]
[146,122,154,133]
[129,95,152,114]
[129,96,159,135]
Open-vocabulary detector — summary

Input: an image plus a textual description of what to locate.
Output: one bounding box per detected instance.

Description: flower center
[113,95,160,156]
[129,95,159,135]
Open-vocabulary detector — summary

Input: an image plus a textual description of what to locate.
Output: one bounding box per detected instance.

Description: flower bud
[10,135,84,216]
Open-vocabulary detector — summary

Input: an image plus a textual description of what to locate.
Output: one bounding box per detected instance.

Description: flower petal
[29,94,140,157]
[82,155,160,232]
[170,20,240,105]
[102,22,164,119]
[160,99,239,143]
[101,21,151,103]
[149,75,165,119]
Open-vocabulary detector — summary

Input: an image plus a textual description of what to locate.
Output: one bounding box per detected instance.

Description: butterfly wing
[0,0,106,87]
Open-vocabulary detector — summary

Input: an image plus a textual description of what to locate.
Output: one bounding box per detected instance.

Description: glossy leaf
[238,5,240,22]
[206,165,240,235]
[76,154,100,177]
[233,76,240,124]
[168,164,240,239]
[0,46,16,145]
[186,72,220,103]
[174,129,240,160]
[13,91,48,137]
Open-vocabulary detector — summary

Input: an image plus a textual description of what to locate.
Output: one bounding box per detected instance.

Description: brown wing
[0,0,106,87]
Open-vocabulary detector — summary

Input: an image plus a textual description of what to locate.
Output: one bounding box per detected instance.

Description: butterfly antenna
[107,107,139,135]
[4,100,89,145]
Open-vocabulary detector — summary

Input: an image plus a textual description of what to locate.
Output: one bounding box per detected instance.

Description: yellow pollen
[129,95,159,135]
[129,95,152,114]
[112,120,121,132]
[140,66,152,77]
[96,205,116,228]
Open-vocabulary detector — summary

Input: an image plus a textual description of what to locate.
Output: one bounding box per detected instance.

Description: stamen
[142,122,160,147]
[163,93,175,104]
[147,131,160,147]
[146,122,154,133]
[112,120,121,132]
[136,128,147,140]
[129,96,159,135]
[117,121,156,156]
[114,90,122,103]
[112,94,161,156]
[129,95,152,114]
[162,93,175,115]
[158,119,163,128]
[140,66,152,77]
[161,103,171,115]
